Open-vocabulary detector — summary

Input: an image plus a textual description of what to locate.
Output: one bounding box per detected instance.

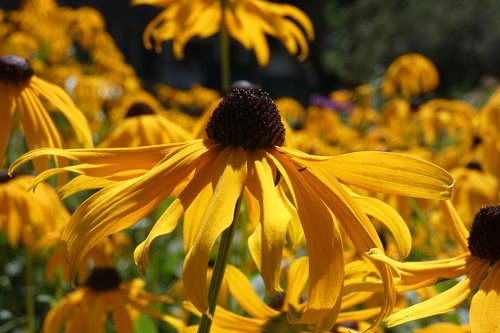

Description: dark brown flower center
[85,267,122,291]
[468,205,500,262]
[0,170,13,184]
[124,102,155,118]
[205,88,285,149]
[0,55,34,85]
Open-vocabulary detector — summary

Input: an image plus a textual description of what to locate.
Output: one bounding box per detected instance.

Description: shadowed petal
[225,265,279,320]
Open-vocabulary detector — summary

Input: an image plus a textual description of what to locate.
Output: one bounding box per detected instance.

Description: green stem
[25,251,34,333]
[220,0,231,91]
[197,195,243,333]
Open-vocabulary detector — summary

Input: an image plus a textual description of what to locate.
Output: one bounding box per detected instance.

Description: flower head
[133,0,314,66]
[367,203,500,332]
[11,87,453,329]
[0,55,93,173]
[41,267,178,333]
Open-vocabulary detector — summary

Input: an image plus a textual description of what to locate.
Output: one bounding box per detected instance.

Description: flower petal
[135,151,216,273]
[271,151,344,328]
[246,151,291,292]
[470,261,500,333]
[351,192,412,258]
[183,147,247,313]
[324,151,454,199]
[0,88,14,162]
[62,142,206,274]
[225,265,279,319]
[386,259,489,327]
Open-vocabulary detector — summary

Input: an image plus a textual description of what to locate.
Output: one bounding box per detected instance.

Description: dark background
[4,0,500,102]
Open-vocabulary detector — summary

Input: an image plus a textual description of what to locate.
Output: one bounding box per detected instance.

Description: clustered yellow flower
[1,1,500,333]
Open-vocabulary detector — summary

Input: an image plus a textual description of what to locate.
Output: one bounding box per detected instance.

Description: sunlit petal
[470,262,500,333]
[183,147,247,313]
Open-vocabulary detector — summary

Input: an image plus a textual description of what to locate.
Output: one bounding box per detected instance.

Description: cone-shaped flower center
[125,102,156,118]
[0,55,34,85]
[206,88,285,149]
[85,267,122,291]
[468,205,500,262]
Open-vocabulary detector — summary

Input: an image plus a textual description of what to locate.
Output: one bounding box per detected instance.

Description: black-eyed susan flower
[10,87,453,329]
[133,0,314,66]
[99,102,192,148]
[381,53,439,99]
[0,171,69,252]
[0,55,93,172]
[367,203,500,332]
[41,267,180,333]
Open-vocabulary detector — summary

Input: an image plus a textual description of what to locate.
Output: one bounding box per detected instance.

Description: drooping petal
[16,88,63,172]
[470,261,500,333]
[246,151,291,292]
[283,256,309,312]
[386,259,489,327]
[439,200,470,252]
[30,77,93,148]
[183,147,247,313]
[135,150,216,273]
[296,160,395,330]
[271,151,343,328]
[225,265,279,320]
[108,292,134,333]
[62,142,207,274]
[367,248,471,284]
[351,192,412,258]
[0,88,14,163]
[314,151,454,199]
[183,182,213,252]
[41,290,86,333]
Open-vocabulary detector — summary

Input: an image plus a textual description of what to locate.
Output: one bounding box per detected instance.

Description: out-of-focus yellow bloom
[368,203,500,333]
[41,267,180,333]
[381,53,439,98]
[99,102,192,148]
[0,173,69,252]
[11,88,454,329]
[415,322,470,333]
[275,97,305,129]
[416,99,477,148]
[450,163,499,225]
[156,83,220,115]
[0,31,39,59]
[349,85,379,132]
[0,55,93,172]
[133,0,314,66]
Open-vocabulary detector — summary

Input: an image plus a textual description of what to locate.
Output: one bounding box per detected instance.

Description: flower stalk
[25,250,35,333]
[197,195,243,333]
[220,0,230,90]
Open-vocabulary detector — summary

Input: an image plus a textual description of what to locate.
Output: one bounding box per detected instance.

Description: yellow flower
[367,202,500,332]
[450,163,499,225]
[41,267,179,333]
[185,259,387,332]
[133,0,314,66]
[11,87,453,329]
[381,53,439,98]
[98,102,192,148]
[0,55,93,173]
[0,172,69,251]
